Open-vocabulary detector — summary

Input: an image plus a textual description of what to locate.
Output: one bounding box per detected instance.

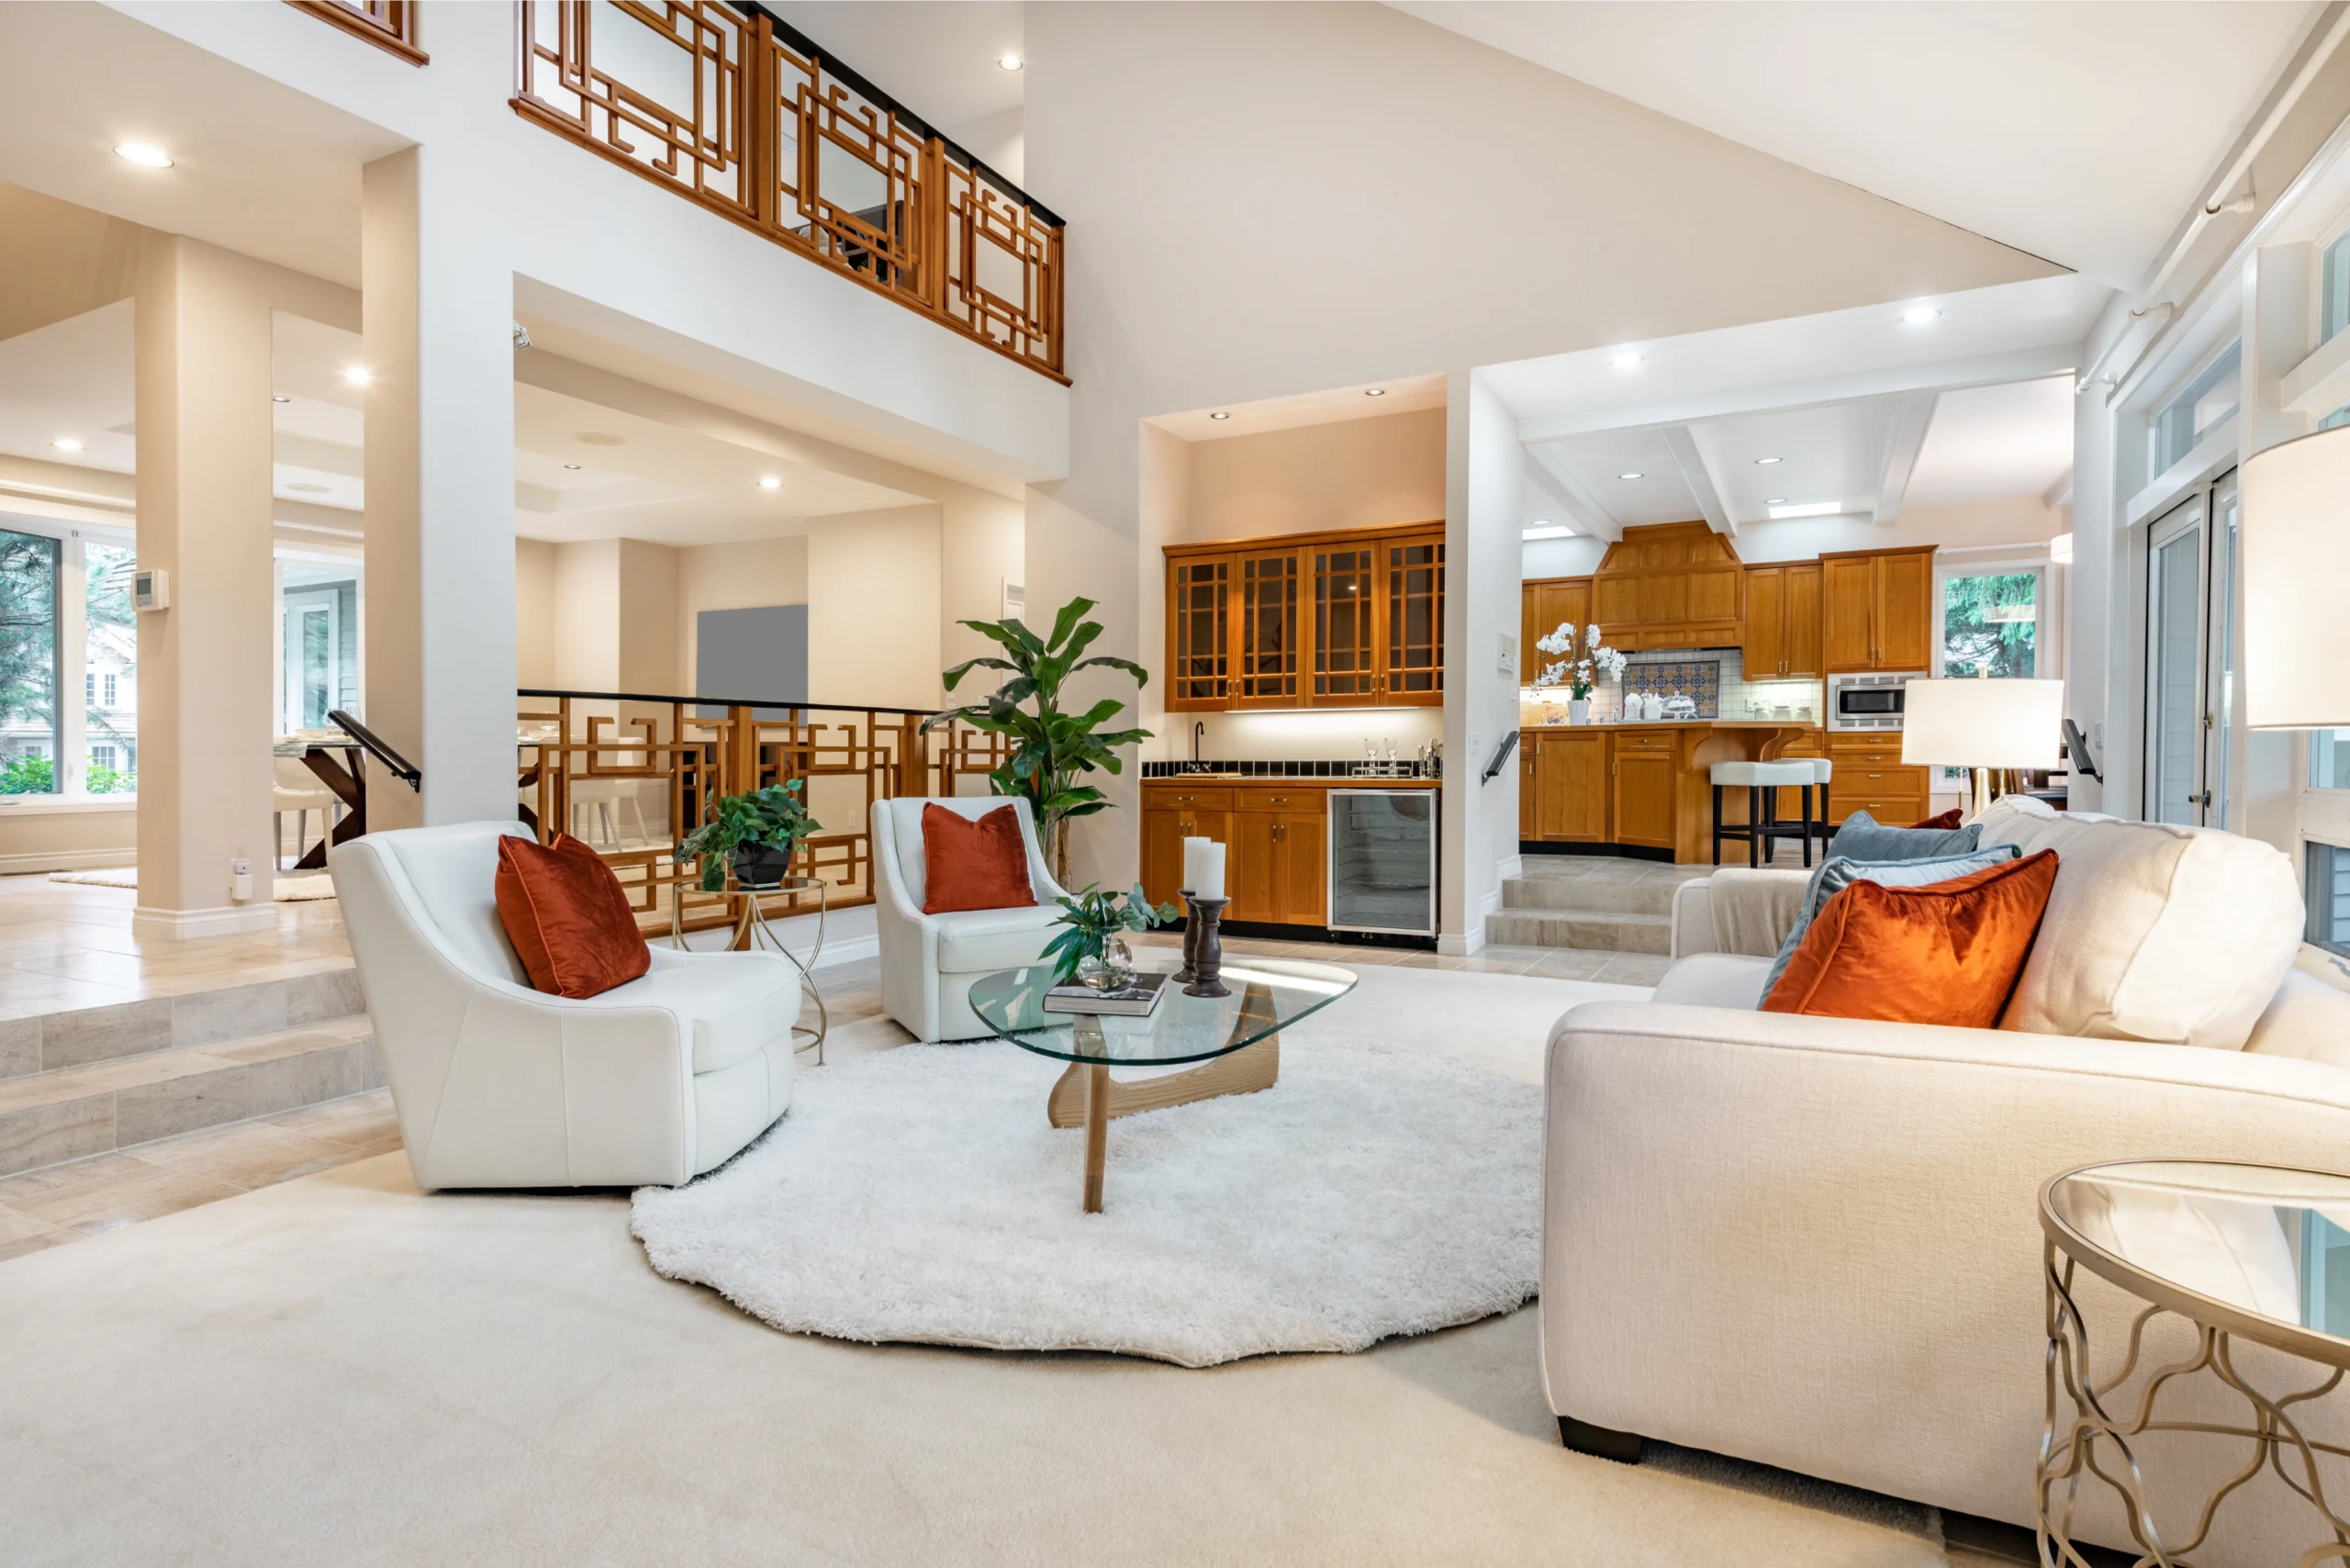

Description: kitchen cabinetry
[1519,729,1607,841]
[1231,790,1327,926]
[1164,522,1445,711]
[1138,784,1232,909]
[1610,745,1677,849]
[1740,563,1822,679]
[1588,521,1744,651]
[1820,547,1937,673]
[1519,577,1593,685]
[1827,733,1931,828]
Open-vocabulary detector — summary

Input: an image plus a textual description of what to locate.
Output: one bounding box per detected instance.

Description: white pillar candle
[1193,840,1226,902]
[1181,835,1208,892]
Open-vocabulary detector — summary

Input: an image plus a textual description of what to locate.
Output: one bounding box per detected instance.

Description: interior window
[2152,342,2241,476]
[2309,843,2350,958]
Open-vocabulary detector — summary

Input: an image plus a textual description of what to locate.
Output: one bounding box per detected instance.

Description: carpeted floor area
[0,961,1965,1566]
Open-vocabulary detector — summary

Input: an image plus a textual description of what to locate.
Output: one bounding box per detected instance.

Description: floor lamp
[1901,677,2067,818]
[2243,427,2350,733]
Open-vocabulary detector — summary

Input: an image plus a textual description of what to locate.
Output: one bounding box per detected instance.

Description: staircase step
[1501,877,1678,916]
[0,1015,381,1178]
[1483,907,1672,954]
[0,966,364,1081]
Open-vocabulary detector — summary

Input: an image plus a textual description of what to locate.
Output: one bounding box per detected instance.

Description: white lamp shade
[2243,426,2350,728]
[1900,678,2065,768]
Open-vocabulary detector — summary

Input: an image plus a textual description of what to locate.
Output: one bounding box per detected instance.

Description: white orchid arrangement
[1530,622,1628,701]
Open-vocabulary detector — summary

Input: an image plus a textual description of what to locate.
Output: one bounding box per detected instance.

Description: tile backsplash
[1521,649,1822,725]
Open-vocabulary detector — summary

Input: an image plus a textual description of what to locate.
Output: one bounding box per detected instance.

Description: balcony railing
[510,1,1066,382]
[517,689,1010,935]
[286,0,427,64]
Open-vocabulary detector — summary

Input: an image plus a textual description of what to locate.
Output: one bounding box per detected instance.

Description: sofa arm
[1668,879,1715,958]
[1541,1001,2350,1550]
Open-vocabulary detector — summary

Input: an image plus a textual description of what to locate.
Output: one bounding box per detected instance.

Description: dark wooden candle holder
[1173,890,1198,982]
[1181,895,1231,998]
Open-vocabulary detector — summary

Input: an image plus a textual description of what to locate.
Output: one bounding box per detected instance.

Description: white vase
[1569,698,1591,725]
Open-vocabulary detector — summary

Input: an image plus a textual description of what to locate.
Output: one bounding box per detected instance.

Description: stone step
[1483,906,1672,954]
[0,967,364,1081]
[0,1014,382,1179]
[1500,876,1679,916]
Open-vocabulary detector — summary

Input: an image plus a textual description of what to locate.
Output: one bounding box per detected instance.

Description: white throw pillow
[1975,808,2302,1051]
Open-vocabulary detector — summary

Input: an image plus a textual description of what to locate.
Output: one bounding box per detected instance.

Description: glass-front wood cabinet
[1164,523,1445,711]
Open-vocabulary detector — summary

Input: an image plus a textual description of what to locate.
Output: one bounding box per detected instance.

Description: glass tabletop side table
[2037,1159,2350,1566]
[670,872,829,1064]
[968,958,1358,1214]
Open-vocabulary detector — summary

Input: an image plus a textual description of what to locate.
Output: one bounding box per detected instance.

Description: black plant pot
[729,842,794,890]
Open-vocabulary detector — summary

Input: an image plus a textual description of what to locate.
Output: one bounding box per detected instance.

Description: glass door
[2144,483,2235,828]
[283,590,339,733]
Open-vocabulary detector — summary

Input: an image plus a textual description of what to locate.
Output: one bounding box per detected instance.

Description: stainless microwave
[1827,671,1926,732]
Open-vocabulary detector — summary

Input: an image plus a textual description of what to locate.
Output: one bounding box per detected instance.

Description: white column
[131,237,279,937]
[361,146,517,830]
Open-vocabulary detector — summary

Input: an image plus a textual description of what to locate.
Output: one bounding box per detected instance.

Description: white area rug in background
[632,1036,1542,1367]
[50,867,336,901]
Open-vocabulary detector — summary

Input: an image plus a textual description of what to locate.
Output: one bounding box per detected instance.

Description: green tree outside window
[1942,573,2038,678]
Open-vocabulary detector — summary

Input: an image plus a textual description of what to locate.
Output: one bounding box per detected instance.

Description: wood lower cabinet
[1826,734,1930,826]
[1821,547,1936,673]
[1138,786,1233,909]
[1231,797,1327,926]
[1610,749,1677,850]
[1520,729,1607,842]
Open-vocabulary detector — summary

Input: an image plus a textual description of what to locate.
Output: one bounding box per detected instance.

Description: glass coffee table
[2038,1159,2350,1563]
[968,958,1358,1214]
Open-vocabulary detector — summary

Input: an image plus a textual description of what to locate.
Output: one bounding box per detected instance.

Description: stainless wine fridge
[1326,789,1438,937]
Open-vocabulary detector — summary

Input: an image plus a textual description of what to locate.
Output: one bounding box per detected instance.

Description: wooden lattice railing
[509,1,1065,382]
[518,689,1010,934]
[286,0,427,64]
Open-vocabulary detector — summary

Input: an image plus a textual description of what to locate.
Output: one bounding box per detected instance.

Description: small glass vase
[1075,934,1136,991]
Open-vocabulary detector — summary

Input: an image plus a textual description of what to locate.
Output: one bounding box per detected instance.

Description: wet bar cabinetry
[1140,778,1438,928]
[1165,522,1445,712]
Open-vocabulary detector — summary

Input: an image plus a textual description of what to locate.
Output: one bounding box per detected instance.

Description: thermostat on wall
[133,569,168,611]
[1497,633,1517,677]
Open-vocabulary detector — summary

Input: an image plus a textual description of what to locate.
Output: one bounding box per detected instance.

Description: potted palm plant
[674,780,820,891]
[922,597,1152,885]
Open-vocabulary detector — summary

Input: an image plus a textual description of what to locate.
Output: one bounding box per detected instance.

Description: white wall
[1023,0,2059,927]
[675,537,810,695]
[515,537,557,689]
[1521,536,1608,578]
[807,506,943,711]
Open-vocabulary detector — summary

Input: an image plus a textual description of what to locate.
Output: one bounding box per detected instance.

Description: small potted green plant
[1042,883,1180,989]
[674,780,820,891]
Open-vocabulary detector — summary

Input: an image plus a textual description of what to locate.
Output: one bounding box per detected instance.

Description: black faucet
[1192,721,1205,770]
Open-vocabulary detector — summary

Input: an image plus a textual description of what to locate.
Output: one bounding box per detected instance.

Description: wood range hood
[1587,521,1745,652]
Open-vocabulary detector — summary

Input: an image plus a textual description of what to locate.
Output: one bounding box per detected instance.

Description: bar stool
[1801,757,1833,847]
[1710,760,1815,868]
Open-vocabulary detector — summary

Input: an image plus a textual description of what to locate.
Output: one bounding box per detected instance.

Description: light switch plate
[1497,633,1516,676]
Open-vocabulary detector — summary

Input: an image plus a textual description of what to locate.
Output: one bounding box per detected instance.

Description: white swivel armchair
[330,822,799,1190]
[872,796,1070,1042]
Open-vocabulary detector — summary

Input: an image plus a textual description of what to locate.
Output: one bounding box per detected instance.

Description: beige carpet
[0,964,1956,1567]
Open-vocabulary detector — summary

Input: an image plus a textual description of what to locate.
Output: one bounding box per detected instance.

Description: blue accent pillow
[1828,810,1984,864]
[1759,846,2024,1001]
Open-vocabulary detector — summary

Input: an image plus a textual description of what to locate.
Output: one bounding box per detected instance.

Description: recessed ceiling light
[272,393,291,404]
[1363,387,1386,398]
[1754,456,1783,465]
[113,142,173,169]
[1611,351,1643,369]
[1208,411,1230,420]
[341,365,372,387]
[285,482,332,495]
[1765,497,1787,505]
[575,431,624,447]
[1617,471,1642,480]
[563,463,583,471]
[51,438,83,453]
[1768,501,1841,520]
[758,476,783,490]
[1900,305,1942,325]
[998,52,1024,70]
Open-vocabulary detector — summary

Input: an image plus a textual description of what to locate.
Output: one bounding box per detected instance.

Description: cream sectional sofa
[1539,798,2350,1564]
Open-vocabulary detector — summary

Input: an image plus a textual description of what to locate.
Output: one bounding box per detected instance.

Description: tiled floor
[0,873,352,1020]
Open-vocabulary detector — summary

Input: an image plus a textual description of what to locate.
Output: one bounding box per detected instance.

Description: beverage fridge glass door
[1327,790,1437,935]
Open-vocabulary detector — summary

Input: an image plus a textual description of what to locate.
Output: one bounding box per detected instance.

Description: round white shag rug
[631,1037,1541,1367]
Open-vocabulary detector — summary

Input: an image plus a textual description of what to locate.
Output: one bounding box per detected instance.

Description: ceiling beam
[1662,425,1737,536]
[1871,390,1939,525]
[1522,446,1622,543]
[2042,468,2076,510]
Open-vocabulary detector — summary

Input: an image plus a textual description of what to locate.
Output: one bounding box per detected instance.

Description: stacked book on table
[1042,972,1170,1017]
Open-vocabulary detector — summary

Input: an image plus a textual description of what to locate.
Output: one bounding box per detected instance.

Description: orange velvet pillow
[1910,808,1965,831]
[1761,849,2060,1029]
[921,803,1035,915]
[494,832,651,999]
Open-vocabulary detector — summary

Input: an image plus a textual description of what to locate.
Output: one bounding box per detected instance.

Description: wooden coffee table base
[1046,1033,1280,1213]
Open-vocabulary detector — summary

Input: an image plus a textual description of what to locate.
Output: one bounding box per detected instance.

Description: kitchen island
[1519,721,1848,864]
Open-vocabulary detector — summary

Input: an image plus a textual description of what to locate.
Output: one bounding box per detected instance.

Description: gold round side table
[670,872,829,1064]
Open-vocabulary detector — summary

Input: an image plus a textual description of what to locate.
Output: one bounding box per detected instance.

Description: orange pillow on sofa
[922,802,1035,915]
[494,833,651,999]
[1761,849,2059,1029]
[1911,808,1965,831]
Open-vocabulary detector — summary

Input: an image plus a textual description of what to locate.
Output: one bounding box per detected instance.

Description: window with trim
[2152,342,2242,476]
[0,527,136,798]
[0,530,59,794]
[84,543,135,793]
[2325,230,2350,344]
[1942,570,2039,677]
[2309,843,2350,958]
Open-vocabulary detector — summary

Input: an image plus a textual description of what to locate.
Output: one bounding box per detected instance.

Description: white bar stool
[1710,760,1816,868]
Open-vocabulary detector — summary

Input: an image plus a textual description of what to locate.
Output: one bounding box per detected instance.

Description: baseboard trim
[1497,854,1525,881]
[131,902,280,940]
[1436,929,1484,958]
[808,933,878,970]
[0,848,137,875]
